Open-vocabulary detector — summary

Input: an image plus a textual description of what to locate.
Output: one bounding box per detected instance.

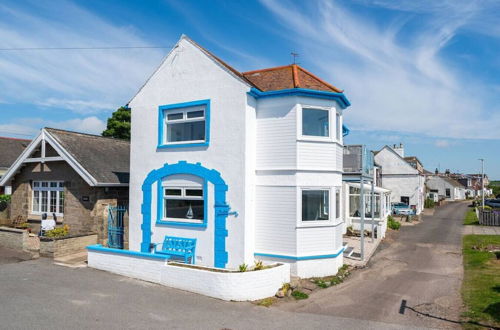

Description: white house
[426,175,466,201]
[342,145,391,239]
[374,144,425,214]
[109,35,351,279]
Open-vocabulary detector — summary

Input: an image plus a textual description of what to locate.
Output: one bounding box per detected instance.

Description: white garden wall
[87,247,290,301]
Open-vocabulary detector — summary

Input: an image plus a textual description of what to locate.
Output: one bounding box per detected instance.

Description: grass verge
[461,235,500,329]
[463,208,479,225]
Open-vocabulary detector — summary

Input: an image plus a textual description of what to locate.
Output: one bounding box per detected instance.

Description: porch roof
[347,182,391,194]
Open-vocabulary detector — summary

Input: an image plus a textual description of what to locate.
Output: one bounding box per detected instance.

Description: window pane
[185,189,203,197]
[349,194,360,217]
[41,191,48,212]
[59,182,65,188]
[336,190,340,218]
[187,110,204,119]
[165,189,182,196]
[33,182,40,187]
[165,199,204,220]
[58,191,64,214]
[167,121,205,142]
[302,190,329,221]
[336,113,341,140]
[302,109,329,137]
[49,191,57,213]
[33,191,40,212]
[167,113,183,120]
[50,182,58,187]
[41,182,48,187]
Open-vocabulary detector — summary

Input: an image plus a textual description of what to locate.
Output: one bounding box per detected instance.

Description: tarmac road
[277,201,468,329]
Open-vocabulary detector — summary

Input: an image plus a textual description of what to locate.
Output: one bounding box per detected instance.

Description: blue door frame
[141,161,230,268]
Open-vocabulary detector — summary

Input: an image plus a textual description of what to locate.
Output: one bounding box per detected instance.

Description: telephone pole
[479,158,485,209]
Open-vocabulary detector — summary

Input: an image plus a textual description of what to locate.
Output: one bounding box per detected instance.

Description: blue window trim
[248,88,351,109]
[157,99,211,149]
[141,161,230,268]
[156,178,208,228]
[254,247,344,261]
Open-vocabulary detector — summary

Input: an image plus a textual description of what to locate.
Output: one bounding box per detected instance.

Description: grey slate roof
[46,128,130,185]
[0,137,30,169]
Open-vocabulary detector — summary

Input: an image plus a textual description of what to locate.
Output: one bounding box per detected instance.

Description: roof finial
[291,52,299,64]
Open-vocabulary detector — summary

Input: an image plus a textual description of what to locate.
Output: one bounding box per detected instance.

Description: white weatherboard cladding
[296,224,343,255]
[255,186,297,255]
[297,141,341,170]
[128,38,252,268]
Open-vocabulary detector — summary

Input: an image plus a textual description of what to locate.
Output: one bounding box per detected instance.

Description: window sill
[157,142,209,149]
[156,219,207,228]
[296,221,338,228]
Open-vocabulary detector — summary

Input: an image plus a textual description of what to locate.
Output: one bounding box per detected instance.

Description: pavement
[0,252,423,329]
[463,224,500,235]
[277,201,469,329]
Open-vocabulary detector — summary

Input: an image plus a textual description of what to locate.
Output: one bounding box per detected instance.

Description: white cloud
[0,1,167,115]
[0,116,106,138]
[259,0,500,139]
[435,139,450,148]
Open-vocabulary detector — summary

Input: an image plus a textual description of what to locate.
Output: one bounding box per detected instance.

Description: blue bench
[153,236,197,264]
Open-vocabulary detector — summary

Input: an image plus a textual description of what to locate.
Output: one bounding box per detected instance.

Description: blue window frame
[156,178,208,228]
[158,99,210,149]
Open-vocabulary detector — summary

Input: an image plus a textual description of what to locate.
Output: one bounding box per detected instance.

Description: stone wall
[9,161,128,243]
[0,227,27,250]
[40,234,97,258]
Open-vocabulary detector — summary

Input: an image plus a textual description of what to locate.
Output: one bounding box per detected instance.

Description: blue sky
[0,0,499,179]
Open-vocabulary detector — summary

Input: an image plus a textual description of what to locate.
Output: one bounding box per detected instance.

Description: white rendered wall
[375,148,425,214]
[88,250,290,301]
[128,37,252,268]
[258,254,343,278]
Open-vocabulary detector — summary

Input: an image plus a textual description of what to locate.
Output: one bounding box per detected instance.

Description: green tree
[102,106,131,140]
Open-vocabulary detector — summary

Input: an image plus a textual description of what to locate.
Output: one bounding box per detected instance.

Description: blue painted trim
[141,161,229,268]
[87,244,170,261]
[254,248,344,261]
[248,88,351,109]
[342,124,350,137]
[157,99,210,149]
[156,178,208,228]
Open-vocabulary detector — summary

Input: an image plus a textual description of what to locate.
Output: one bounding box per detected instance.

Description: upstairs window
[302,108,329,137]
[158,100,210,148]
[166,106,205,143]
[336,113,341,140]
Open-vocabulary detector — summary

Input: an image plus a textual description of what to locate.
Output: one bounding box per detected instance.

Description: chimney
[435,168,439,175]
[393,143,404,158]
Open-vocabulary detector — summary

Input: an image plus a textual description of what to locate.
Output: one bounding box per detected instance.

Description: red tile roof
[242,64,343,93]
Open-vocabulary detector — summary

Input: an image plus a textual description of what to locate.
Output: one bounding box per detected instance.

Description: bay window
[302,189,329,221]
[32,181,64,215]
[302,108,329,137]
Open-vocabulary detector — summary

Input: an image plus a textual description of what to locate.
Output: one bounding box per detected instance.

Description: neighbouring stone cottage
[0,128,129,244]
[0,136,30,195]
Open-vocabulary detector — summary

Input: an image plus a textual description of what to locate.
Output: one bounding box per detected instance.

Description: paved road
[0,253,423,329]
[277,201,468,329]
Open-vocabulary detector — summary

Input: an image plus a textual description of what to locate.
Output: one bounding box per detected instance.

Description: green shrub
[291,290,308,300]
[424,198,435,208]
[45,225,69,238]
[238,263,248,272]
[0,194,11,202]
[388,217,401,230]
